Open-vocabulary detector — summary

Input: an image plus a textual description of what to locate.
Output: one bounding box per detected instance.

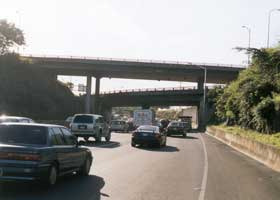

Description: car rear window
[73,115,93,123]
[137,126,158,132]
[0,125,47,145]
[111,121,121,125]
[0,118,20,123]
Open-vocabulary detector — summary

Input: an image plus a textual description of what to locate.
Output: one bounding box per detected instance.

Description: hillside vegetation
[0,54,83,120]
[210,47,280,134]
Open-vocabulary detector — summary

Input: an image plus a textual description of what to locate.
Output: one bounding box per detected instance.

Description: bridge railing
[22,54,245,69]
[100,85,223,95]
[100,86,197,95]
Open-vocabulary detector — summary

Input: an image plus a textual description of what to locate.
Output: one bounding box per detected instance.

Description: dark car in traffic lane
[131,125,167,148]
[166,121,189,137]
[0,123,93,186]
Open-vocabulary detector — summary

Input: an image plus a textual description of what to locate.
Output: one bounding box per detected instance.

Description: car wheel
[162,139,167,147]
[78,157,91,176]
[105,132,111,142]
[131,142,136,147]
[183,133,186,138]
[45,165,58,186]
[95,132,102,142]
[84,137,89,142]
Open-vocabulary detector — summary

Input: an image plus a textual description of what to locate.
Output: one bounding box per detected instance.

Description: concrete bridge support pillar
[85,75,92,114]
[198,98,206,131]
[93,77,101,114]
[197,78,204,91]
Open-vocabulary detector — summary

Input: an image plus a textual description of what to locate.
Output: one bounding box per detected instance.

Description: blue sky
[1,0,280,92]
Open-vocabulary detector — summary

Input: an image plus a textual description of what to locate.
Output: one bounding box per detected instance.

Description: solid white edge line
[198,133,208,200]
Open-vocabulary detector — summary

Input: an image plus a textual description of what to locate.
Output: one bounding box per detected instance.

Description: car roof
[0,122,65,128]
[138,125,158,129]
[0,116,32,120]
[73,114,103,118]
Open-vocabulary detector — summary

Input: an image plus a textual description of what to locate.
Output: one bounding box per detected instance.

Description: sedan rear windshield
[111,121,123,125]
[0,118,20,123]
[73,115,93,123]
[170,122,184,127]
[0,125,47,145]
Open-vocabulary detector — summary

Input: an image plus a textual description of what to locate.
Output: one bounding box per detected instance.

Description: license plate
[142,133,148,136]
[0,168,3,176]
[79,125,87,130]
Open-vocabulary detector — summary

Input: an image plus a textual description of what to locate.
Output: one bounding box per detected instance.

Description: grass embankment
[211,125,280,149]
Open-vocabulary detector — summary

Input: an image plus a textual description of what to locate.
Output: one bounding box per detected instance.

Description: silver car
[0,116,34,123]
[70,114,111,142]
[110,120,129,132]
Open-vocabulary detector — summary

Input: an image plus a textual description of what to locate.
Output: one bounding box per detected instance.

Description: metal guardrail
[21,54,246,69]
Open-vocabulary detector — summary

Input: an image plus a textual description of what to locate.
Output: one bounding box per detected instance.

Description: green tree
[0,19,25,55]
[216,47,280,133]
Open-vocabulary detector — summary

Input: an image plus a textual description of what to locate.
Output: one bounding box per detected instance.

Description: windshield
[111,121,123,125]
[73,115,93,123]
[170,122,183,127]
[0,125,47,145]
[137,125,158,132]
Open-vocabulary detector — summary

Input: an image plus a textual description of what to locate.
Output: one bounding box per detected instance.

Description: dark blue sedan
[131,125,167,148]
[0,123,93,186]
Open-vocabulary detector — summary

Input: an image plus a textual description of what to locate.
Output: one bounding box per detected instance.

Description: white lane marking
[198,133,208,200]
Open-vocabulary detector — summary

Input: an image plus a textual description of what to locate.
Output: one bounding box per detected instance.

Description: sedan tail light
[0,152,41,161]
[155,133,161,138]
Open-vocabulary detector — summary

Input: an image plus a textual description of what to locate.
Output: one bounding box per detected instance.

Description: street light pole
[267,9,280,48]
[242,26,251,65]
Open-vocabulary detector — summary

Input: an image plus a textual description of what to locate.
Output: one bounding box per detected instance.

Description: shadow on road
[138,145,180,152]
[80,141,121,148]
[168,135,199,140]
[0,175,106,200]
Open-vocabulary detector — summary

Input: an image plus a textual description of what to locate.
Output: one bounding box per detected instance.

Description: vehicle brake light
[0,152,41,161]
[155,133,161,138]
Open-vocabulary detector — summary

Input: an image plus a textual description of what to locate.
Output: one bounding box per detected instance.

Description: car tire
[45,164,58,186]
[84,137,89,142]
[131,142,136,147]
[95,131,102,142]
[162,139,167,147]
[105,132,111,142]
[183,133,186,138]
[78,157,91,176]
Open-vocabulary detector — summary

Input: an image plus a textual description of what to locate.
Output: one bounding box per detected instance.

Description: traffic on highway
[1,1,280,199]
[0,110,279,200]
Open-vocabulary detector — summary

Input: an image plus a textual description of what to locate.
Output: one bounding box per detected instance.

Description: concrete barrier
[207,126,280,173]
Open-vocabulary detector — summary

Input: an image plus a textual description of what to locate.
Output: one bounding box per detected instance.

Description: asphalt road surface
[0,132,280,200]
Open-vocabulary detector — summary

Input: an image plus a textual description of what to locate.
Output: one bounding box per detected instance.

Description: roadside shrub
[215,47,280,133]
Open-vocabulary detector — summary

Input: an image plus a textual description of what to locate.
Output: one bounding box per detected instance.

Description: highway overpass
[23,55,244,113]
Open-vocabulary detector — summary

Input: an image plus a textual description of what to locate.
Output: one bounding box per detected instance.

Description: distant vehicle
[0,116,34,123]
[133,109,155,127]
[110,120,129,132]
[131,125,167,148]
[0,123,93,186]
[70,114,111,142]
[64,116,73,128]
[178,116,192,130]
[166,121,189,137]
